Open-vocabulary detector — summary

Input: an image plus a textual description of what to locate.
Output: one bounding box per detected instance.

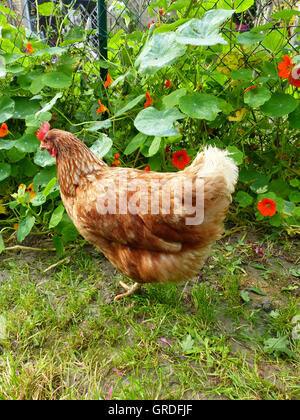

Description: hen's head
[38,124,76,158]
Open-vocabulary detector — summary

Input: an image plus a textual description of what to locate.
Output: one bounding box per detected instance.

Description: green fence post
[98,0,108,81]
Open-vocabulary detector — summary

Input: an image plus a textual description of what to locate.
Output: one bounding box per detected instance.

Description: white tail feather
[191,146,238,193]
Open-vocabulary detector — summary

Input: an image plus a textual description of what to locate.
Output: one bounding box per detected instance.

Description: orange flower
[14,223,18,230]
[104,73,113,88]
[144,92,154,108]
[278,55,293,79]
[148,20,155,28]
[172,149,191,170]
[257,198,276,217]
[159,8,165,16]
[144,165,150,171]
[25,43,34,54]
[243,85,258,94]
[25,183,36,202]
[96,99,108,115]
[112,153,120,167]
[0,123,9,137]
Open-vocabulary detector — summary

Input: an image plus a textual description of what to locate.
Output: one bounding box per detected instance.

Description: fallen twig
[43,257,70,273]
[3,245,56,252]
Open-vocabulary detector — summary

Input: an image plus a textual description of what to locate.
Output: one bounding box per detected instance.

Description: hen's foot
[114,281,141,301]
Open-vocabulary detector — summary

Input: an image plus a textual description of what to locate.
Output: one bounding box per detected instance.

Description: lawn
[0,230,299,400]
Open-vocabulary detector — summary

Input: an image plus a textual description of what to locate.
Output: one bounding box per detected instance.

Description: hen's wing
[74,167,230,253]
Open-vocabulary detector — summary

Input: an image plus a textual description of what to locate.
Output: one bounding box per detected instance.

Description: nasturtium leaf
[34,149,56,167]
[179,93,221,121]
[85,119,112,131]
[135,32,186,76]
[244,86,271,108]
[0,140,15,150]
[13,98,40,119]
[282,200,295,216]
[176,9,234,46]
[289,190,300,204]
[271,10,300,20]
[30,75,46,94]
[14,134,39,153]
[227,146,244,166]
[0,163,11,182]
[219,0,254,13]
[236,32,266,45]
[30,192,47,207]
[0,96,15,122]
[250,174,268,194]
[124,133,148,155]
[36,92,62,116]
[148,137,161,157]
[134,107,185,137]
[63,26,85,44]
[162,88,187,109]
[288,105,300,129]
[236,191,253,207]
[2,52,21,64]
[260,93,298,117]
[38,1,55,16]
[42,72,71,89]
[53,234,64,256]
[289,179,300,188]
[26,112,52,128]
[6,148,25,163]
[17,215,36,242]
[115,94,145,117]
[230,69,253,80]
[90,134,112,158]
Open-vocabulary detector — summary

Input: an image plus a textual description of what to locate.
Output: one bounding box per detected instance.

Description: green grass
[0,231,299,400]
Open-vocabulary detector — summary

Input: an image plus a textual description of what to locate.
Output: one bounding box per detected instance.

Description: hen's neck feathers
[53,130,106,197]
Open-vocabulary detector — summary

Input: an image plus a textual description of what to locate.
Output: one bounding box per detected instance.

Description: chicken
[39,125,238,300]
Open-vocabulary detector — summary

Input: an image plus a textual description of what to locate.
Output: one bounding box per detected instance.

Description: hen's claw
[114,281,141,301]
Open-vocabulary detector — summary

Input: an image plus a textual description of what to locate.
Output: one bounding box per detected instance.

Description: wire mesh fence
[2,1,299,74]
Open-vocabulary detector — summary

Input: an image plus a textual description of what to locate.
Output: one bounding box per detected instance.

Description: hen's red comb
[36,121,50,141]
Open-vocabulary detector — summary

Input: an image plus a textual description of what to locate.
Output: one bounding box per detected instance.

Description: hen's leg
[114,281,141,301]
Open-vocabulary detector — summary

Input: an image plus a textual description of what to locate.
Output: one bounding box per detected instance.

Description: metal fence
[2,0,300,79]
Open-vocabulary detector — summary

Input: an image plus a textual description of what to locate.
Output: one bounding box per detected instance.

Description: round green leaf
[179,93,221,121]
[90,134,113,158]
[134,107,185,137]
[176,9,235,46]
[17,215,36,242]
[0,96,15,122]
[42,72,71,89]
[13,98,40,119]
[14,134,39,153]
[244,86,271,108]
[135,32,186,76]
[288,105,300,129]
[236,32,266,45]
[260,93,298,117]
[162,88,187,109]
[289,190,300,204]
[230,69,253,80]
[236,191,253,208]
[0,162,11,182]
[34,149,56,167]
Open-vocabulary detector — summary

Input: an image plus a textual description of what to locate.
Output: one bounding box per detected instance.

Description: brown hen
[40,128,238,300]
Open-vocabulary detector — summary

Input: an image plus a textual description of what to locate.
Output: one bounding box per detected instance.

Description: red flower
[25,43,34,54]
[36,121,50,141]
[159,8,165,17]
[257,198,277,217]
[278,55,293,79]
[144,165,150,171]
[112,153,120,167]
[104,73,113,88]
[148,20,155,28]
[243,85,258,94]
[0,123,9,137]
[164,78,171,89]
[144,92,154,108]
[172,149,191,170]
[289,64,300,88]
